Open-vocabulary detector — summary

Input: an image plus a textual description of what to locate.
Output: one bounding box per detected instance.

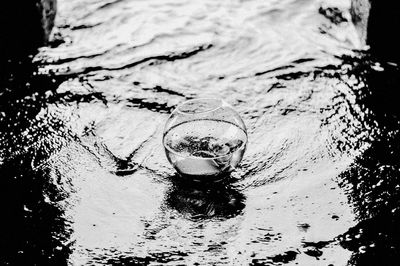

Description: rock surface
[351,0,400,62]
[0,0,57,58]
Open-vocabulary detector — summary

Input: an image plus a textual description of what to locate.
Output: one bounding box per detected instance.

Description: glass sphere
[163,98,248,181]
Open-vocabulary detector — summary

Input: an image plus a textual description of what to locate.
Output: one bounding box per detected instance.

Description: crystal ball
[163,98,248,181]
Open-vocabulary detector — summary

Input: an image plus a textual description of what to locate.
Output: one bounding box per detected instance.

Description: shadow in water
[0,156,72,266]
[335,57,400,265]
[165,174,246,220]
[0,54,72,265]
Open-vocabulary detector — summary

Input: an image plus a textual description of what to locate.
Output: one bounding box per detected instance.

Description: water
[1,0,400,265]
[164,119,247,178]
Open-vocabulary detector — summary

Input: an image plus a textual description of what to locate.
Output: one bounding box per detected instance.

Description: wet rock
[351,0,400,62]
[350,0,371,43]
[0,0,57,59]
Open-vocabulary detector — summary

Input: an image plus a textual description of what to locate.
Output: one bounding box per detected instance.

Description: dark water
[1,0,400,265]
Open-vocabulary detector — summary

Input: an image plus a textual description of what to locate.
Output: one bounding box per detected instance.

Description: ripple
[1,0,392,265]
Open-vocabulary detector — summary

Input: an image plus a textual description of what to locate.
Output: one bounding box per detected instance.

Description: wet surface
[1,0,400,265]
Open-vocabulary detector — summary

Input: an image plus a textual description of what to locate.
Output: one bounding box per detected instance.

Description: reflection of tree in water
[336,59,400,265]
[165,174,246,220]
[0,57,73,265]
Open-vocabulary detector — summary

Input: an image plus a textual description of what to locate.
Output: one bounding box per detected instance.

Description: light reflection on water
[1,0,400,265]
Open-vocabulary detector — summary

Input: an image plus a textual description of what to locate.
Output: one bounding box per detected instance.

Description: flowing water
[1,0,400,265]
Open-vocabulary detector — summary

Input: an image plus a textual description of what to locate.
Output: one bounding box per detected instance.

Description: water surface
[1,0,400,265]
